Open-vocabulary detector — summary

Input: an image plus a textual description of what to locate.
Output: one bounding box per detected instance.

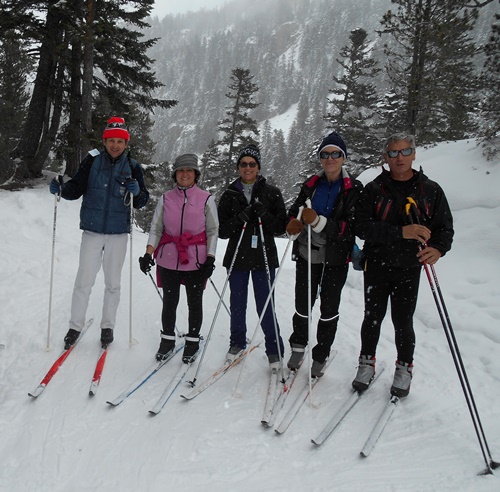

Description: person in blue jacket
[49,117,149,349]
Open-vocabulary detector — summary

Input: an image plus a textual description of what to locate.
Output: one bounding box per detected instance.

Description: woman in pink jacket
[139,154,218,363]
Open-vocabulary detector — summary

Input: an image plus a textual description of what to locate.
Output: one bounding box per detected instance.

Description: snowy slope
[0,139,499,492]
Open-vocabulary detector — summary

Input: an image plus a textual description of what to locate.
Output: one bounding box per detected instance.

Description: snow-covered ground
[0,139,499,492]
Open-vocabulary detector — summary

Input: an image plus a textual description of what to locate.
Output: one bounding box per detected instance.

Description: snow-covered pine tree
[477,13,500,159]
[215,67,260,191]
[324,27,382,177]
[378,0,480,143]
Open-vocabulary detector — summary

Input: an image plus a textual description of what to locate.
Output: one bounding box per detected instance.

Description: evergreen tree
[260,120,273,165]
[3,0,176,181]
[378,0,480,143]
[324,27,382,177]
[267,128,288,193]
[217,67,260,190]
[0,33,31,157]
[200,139,226,199]
[478,13,500,159]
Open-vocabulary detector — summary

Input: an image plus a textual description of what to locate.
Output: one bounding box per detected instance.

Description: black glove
[351,244,365,271]
[49,176,63,195]
[238,204,254,223]
[199,256,215,279]
[252,201,266,218]
[139,253,155,274]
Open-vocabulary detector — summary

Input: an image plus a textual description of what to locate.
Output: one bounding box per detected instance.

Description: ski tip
[311,439,320,446]
[148,410,159,416]
[28,385,45,398]
[360,451,368,458]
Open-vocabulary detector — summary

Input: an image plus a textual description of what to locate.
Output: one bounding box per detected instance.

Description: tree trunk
[81,0,96,154]
[66,39,83,174]
[11,5,63,180]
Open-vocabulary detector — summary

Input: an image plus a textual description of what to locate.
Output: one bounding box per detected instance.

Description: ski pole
[147,272,181,337]
[257,214,285,382]
[188,222,248,387]
[406,197,499,475]
[148,272,163,301]
[233,237,294,395]
[46,179,62,351]
[307,220,313,405]
[209,278,231,317]
[126,190,134,346]
[232,206,304,394]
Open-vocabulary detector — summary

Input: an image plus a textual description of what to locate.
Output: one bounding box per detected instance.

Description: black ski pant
[159,266,205,339]
[359,259,421,364]
[289,256,348,363]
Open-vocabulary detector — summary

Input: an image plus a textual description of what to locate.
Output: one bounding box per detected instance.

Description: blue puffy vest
[80,152,137,234]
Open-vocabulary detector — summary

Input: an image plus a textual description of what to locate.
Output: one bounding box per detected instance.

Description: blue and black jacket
[60,150,149,234]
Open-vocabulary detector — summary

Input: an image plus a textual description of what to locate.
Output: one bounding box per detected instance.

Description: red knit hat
[102,117,130,141]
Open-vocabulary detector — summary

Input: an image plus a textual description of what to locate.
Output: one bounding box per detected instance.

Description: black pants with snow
[159,266,205,339]
[289,256,348,363]
[359,259,421,364]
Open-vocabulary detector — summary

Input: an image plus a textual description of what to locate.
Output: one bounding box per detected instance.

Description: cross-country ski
[106,343,184,407]
[28,318,94,398]
[311,366,385,446]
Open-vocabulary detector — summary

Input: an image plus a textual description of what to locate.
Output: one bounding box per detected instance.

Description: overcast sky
[152,0,230,18]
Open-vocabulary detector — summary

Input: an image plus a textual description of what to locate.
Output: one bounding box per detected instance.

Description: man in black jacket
[352,133,454,397]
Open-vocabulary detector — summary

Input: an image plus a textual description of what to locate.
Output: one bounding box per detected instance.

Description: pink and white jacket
[147,184,218,271]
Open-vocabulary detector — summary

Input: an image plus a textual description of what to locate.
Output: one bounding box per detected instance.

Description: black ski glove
[252,201,266,218]
[238,204,254,223]
[199,256,215,279]
[139,253,155,274]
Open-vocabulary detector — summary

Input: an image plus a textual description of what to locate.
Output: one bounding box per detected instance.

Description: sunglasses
[386,148,414,158]
[239,161,258,168]
[319,150,343,160]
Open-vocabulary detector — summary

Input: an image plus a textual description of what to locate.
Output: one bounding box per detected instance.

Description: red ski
[28,318,94,398]
[89,347,108,396]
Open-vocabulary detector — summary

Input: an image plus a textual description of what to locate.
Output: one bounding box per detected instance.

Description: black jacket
[356,167,454,268]
[288,169,363,266]
[218,175,287,270]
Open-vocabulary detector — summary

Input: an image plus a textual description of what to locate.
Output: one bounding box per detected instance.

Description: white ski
[261,366,280,426]
[149,362,193,415]
[360,394,399,457]
[273,356,335,435]
[311,366,385,446]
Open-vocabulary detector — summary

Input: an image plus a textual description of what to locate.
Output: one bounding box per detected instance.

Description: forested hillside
[144,0,499,197]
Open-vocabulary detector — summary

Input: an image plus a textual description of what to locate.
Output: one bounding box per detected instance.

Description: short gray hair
[382,133,416,153]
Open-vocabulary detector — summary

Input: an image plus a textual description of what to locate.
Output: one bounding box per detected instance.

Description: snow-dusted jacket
[148,184,218,271]
[60,150,149,234]
[218,175,287,270]
[288,168,363,266]
[356,167,454,268]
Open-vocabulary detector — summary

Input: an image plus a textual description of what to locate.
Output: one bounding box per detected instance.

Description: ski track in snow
[0,139,499,491]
